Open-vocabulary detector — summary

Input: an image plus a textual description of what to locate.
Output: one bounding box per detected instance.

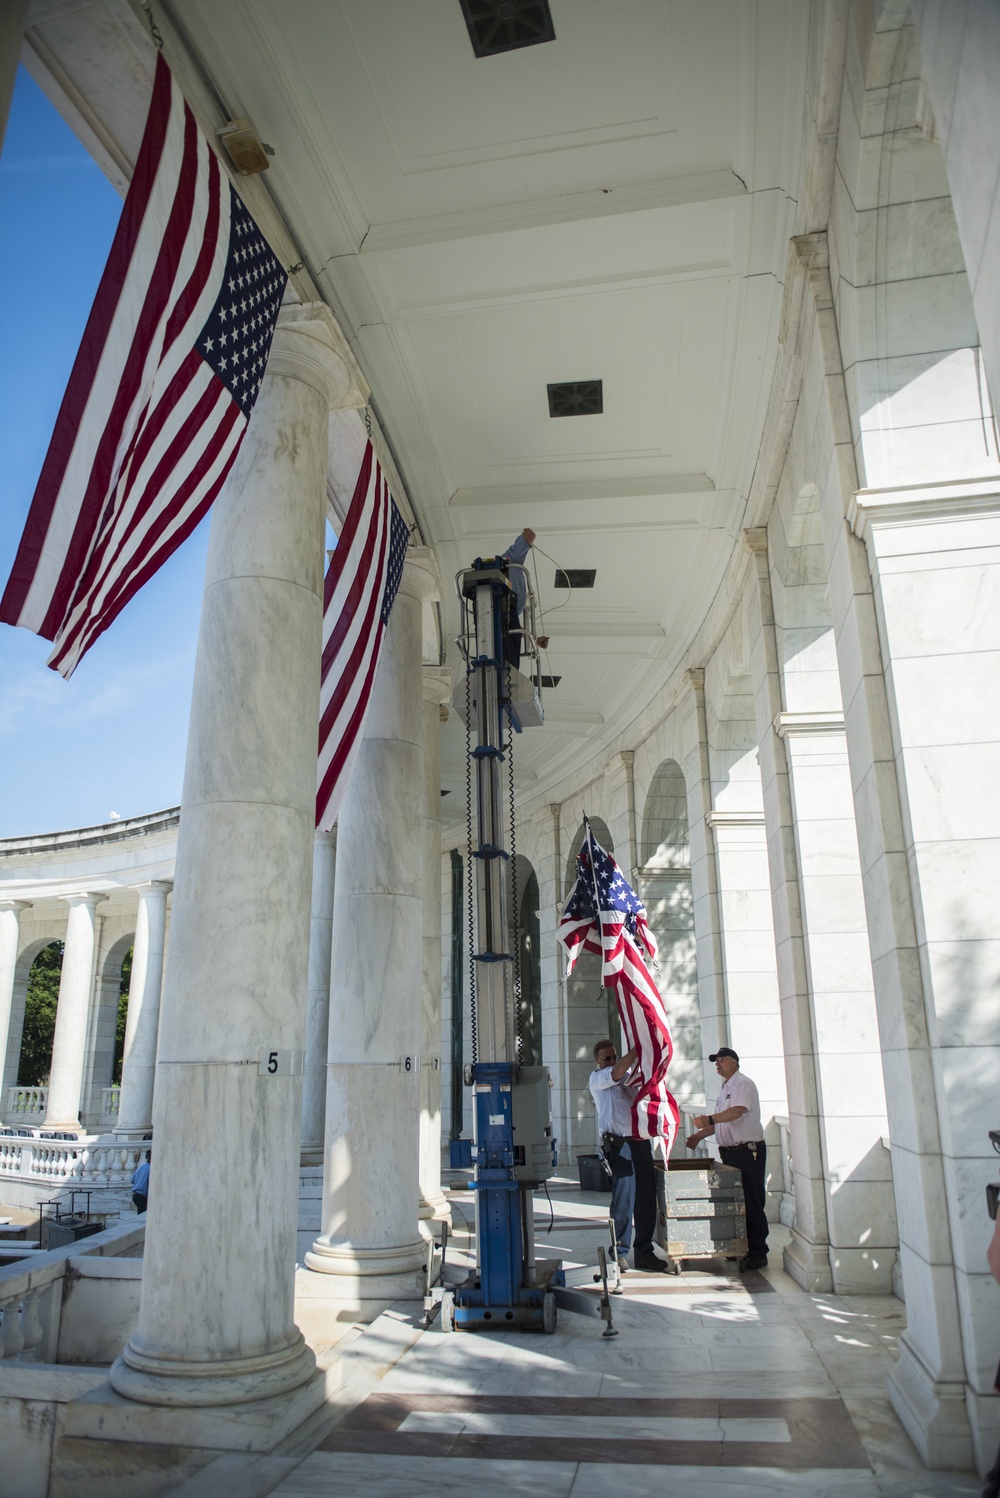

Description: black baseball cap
[709,1047,739,1063]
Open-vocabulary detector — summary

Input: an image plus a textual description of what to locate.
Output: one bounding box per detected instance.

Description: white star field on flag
[197,189,285,415]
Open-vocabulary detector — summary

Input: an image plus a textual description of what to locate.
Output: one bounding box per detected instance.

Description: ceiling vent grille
[554,569,596,589]
[460,0,555,59]
[547,380,603,417]
[536,674,561,689]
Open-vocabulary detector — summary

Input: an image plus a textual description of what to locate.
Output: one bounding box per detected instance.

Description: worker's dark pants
[602,1136,656,1259]
[720,1142,768,1257]
[132,1192,147,1215]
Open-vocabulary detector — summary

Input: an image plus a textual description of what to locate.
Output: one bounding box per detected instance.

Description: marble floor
[173,1177,983,1498]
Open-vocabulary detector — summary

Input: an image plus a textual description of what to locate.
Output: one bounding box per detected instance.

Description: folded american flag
[0,54,286,678]
[559,822,679,1145]
[316,440,409,831]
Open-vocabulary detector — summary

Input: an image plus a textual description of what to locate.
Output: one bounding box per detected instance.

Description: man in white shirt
[589,1038,666,1273]
[686,1047,768,1270]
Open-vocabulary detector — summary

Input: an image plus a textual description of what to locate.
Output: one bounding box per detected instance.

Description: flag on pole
[316,440,409,831]
[558,822,679,1145]
[0,53,287,678]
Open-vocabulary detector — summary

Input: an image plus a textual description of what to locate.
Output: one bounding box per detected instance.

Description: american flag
[559,823,679,1145]
[316,440,409,831]
[0,54,287,678]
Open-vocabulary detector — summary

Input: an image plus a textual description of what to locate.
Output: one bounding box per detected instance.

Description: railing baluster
[0,1296,25,1360]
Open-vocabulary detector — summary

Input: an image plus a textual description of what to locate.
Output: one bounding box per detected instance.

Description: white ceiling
[28,0,811,822]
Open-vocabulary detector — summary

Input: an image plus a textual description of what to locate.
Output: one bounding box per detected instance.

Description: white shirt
[714,1070,762,1146]
[589,1064,637,1136]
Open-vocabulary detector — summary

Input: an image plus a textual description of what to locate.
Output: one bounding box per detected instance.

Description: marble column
[113,881,171,1140]
[745,530,832,1289]
[0,901,31,1098]
[111,303,366,1410]
[419,666,452,1224]
[305,548,439,1307]
[43,893,104,1132]
[301,830,337,1166]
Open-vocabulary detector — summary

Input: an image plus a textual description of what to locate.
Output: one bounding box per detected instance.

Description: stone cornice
[0,808,180,859]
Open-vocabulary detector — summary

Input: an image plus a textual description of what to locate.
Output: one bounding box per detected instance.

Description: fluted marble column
[113,881,171,1140]
[301,830,336,1166]
[43,893,104,1132]
[419,665,452,1224]
[306,548,439,1305]
[0,901,31,1094]
[111,304,366,1410]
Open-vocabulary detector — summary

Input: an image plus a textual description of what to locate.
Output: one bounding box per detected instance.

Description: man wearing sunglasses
[589,1038,668,1273]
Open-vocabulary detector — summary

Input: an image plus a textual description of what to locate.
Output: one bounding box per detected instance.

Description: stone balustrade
[6,1086,47,1121]
[0,1135,145,1192]
[0,1216,145,1363]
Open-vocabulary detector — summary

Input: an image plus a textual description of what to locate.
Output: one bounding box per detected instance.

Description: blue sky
[0,70,211,836]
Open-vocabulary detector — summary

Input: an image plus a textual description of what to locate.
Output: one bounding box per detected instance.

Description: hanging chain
[143,2,164,48]
[506,650,523,1067]
[465,645,478,1064]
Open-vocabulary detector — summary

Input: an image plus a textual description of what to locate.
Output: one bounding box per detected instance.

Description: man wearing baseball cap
[686,1047,768,1271]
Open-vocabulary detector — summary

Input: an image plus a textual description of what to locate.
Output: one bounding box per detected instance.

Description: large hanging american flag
[559,822,679,1145]
[316,440,409,831]
[0,53,287,679]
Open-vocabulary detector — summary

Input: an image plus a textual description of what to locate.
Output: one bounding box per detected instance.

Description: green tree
[17,942,63,1086]
[112,946,133,1085]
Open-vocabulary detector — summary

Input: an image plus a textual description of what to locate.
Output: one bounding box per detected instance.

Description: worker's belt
[719,1141,764,1158]
[602,1131,640,1147]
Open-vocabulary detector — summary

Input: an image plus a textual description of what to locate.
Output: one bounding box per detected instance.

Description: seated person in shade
[132,1151,150,1215]
[501,528,548,669]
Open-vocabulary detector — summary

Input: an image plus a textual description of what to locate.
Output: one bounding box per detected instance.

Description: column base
[53,1361,336,1498]
[111,1125,153,1142]
[782,1228,834,1292]
[827,1243,896,1294]
[302,1238,425,1315]
[299,1144,324,1167]
[418,1191,453,1225]
[41,1119,84,1135]
[109,1330,316,1408]
[888,1336,973,1471]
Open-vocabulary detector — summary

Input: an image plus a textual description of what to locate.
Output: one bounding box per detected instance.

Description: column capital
[684,666,706,693]
[422,664,453,707]
[773,710,845,739]
[268,302,369,412]
[0,899,32,914]
[60,891,106,912]
[399,545,441,606]
[128,879,173,898]
[848,476,1000,544]
[743,527,769,556]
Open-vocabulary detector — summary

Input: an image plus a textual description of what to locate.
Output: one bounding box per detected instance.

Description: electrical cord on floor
[541,1176,555,1233]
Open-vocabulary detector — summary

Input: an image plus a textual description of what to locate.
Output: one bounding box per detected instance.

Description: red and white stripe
[316,442,394,831]
[0,55,244,678]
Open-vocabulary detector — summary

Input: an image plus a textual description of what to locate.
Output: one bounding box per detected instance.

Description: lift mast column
[447,556,558,1332]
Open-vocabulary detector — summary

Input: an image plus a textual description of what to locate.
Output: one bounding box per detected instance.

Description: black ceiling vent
[554,569,596,589]
[535,674,561,689]
[460,0,555,59]
[547,380,603,417]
